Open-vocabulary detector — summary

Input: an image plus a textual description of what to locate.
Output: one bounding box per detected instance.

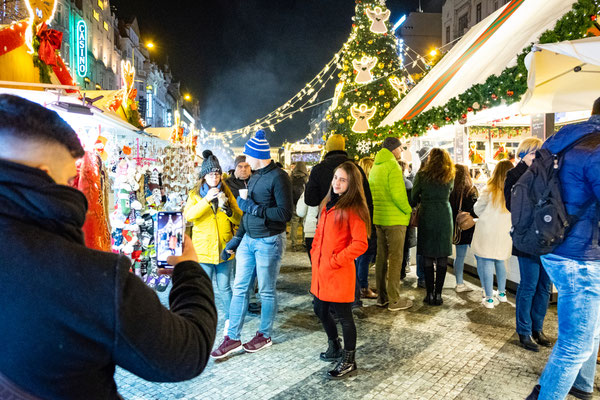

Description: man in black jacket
[211,130,293,359]
[304,134,374,308]
[226,155,252,198]
[0,95,217,400]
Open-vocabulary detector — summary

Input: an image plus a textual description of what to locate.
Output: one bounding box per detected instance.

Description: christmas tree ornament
[366,6,390,34]
[352,56,378,84]
[389,76,408,97]
[351,104,377,133]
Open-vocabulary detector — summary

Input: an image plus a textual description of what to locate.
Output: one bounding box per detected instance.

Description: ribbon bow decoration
[36,22,63,66]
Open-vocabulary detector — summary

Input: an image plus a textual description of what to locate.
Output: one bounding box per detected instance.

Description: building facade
[397,12,442,75]
[442,0,511,47]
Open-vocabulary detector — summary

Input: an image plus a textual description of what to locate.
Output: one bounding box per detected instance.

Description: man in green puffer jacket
[369,137,413,312]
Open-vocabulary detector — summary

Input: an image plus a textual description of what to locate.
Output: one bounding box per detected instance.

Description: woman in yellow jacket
[184,151,242,333]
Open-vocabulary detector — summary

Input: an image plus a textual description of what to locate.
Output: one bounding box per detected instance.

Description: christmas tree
[325,0,407,158]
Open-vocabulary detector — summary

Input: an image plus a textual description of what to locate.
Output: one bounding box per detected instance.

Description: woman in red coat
[310,161,370,379]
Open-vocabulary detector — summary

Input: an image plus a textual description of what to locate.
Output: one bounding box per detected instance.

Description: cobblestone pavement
[115,247,599,400]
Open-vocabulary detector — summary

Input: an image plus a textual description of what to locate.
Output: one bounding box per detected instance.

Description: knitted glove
[220,236,242,261]
[237,196,264,217]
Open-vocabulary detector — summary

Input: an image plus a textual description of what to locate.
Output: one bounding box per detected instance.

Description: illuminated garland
[369,0,600,140]
[468,126,531,139]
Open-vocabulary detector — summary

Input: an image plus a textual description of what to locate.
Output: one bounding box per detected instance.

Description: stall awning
[380,0,577,126]
[520,36,600,114]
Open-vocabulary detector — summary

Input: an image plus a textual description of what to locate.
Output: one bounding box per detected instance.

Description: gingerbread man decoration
[351,104,377,133]
[366,7,391,34]
[352,56,378,84]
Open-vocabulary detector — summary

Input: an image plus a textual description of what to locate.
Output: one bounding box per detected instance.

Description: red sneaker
[210,336,242,359]
[243,332,272,353]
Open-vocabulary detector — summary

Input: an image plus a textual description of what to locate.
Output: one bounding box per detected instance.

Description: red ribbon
[36,22,63,67]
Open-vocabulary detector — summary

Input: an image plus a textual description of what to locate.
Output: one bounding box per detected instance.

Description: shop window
[494,1,499,9]
[445,26,450,43]
[56,4,62,26]
[93,9,99,21]
[476,3,482,23]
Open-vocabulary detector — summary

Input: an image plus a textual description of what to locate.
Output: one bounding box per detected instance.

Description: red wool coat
[310,206,369,303]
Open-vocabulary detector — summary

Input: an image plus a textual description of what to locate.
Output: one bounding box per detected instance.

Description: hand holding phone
[156,211,185,268]
[159,234,198,275]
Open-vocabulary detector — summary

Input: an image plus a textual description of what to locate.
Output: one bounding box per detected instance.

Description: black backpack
[510,135,596,255]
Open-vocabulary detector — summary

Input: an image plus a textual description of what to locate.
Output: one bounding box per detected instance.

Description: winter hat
[382,137,401,152]
[325,134,346,152]
[200,149,222,177]
[234,155,247,168]
[418,147,431,162]
[243,130,271,160]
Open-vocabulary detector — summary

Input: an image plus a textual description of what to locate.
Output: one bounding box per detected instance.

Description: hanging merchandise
[159,144,197,208]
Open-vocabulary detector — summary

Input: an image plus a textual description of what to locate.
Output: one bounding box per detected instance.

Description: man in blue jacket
[527,98,600,400]
[0,95,217,399]
[211,130,293,359]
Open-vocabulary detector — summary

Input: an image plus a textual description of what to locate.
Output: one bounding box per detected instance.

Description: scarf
[0,158,87,244]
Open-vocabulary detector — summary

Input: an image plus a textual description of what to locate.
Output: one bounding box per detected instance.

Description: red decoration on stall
[36,22,62,66]
[506,90,514,97]
[0,22,28,57]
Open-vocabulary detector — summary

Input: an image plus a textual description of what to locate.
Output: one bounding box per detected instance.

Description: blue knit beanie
[244,130,271,160]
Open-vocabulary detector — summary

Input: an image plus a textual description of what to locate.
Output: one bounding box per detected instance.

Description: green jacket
[369,148,412,226]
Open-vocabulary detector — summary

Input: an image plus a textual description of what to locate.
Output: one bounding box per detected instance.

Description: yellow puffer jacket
[183,183,242,265]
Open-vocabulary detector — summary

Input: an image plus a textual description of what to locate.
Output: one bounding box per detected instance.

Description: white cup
[239,189,248,200]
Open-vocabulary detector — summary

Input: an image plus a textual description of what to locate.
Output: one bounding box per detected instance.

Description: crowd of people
[0,93,599,399]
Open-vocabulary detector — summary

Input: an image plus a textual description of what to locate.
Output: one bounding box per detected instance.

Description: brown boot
[360,287,377,299]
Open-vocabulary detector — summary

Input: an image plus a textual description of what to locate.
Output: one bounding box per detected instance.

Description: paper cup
[239,189,248,200]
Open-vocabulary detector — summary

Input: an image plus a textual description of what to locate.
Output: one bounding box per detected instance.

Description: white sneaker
[496,292,508,303]
[455,284,472,293]
[223,319,230,337]
[482,297,495,309]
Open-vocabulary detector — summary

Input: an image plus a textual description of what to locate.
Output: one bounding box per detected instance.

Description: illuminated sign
[76,20,88,77]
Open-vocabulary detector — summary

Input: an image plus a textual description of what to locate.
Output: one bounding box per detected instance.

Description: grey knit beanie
[200,150,222,177]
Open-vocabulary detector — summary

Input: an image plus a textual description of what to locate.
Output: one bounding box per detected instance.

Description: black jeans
[313,296,356,350]
[305,238,314,263]
[423,256,448,294]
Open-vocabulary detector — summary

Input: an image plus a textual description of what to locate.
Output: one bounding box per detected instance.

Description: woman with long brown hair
[411,148,455,306]
[449,164,478,292]
[310,161,369,379]
[471,160,514,309]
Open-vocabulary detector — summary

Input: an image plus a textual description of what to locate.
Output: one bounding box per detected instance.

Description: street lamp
[146,42,155,49]
[184,94,192,101]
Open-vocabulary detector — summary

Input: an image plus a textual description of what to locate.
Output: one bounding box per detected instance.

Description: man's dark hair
[593,97,600,115]
[0,94,84,158]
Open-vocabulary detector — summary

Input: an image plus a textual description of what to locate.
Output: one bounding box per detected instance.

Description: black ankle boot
[433,292,443,306]
[532,331,552,347]
[519,334,540,352]
[423,292,434,305]
[327,349,357,379]
[320,338,343,361]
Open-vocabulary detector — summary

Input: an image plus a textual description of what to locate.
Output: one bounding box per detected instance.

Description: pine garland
[369,0,600,141]
[31,26,53,84]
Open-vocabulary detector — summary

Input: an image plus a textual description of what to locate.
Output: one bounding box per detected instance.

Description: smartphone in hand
[155,211,184,268]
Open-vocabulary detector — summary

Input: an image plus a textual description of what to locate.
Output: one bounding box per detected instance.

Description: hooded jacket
[369,148,412,226]
[184,182,242,265]
[0,159,217,400]
[542,115,600,261]
[291,161,309,208]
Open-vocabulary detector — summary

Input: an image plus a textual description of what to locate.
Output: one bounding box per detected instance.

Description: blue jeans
[537,254,600,399]
[454,244,469,285]
[200,260,233,320]
[475,256,506,298]
[227,232,286,340]
[356,250,375,289]
[515,256,551,336]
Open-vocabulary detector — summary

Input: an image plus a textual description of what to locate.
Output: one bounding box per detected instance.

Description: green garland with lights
[367,0,600,141]
[31,26,52,84]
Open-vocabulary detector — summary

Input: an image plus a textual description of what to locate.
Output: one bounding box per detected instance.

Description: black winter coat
[0,159,217,400]
[237,160,293,238]
[450,186,478,245]
[226,175,249,199]
[304,150,373,218]
[504,161,532,258]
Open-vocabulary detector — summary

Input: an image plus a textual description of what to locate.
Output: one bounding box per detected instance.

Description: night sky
[110,0,442,146]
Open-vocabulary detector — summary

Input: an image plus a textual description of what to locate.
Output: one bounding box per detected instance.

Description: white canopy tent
[520,36,600,114]
[380,0,577,126]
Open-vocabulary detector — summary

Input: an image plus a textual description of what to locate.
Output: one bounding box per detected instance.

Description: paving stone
[114,247,600,399]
